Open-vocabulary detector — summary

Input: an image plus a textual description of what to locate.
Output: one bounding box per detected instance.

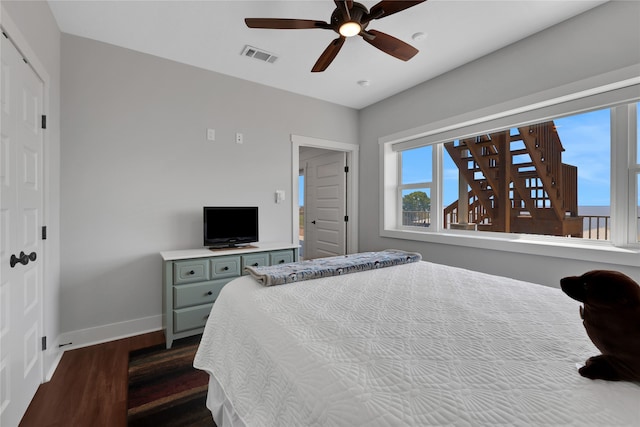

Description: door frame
[291,134,359,255]
[1,9,51,383]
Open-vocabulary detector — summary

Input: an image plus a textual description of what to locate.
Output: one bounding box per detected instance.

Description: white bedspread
[194,261,640,426]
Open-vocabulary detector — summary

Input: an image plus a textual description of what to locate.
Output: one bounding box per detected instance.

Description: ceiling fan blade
[361,29,418,61]
[367,1,426,21]
[311,37,346,72]
[245,18,331,30]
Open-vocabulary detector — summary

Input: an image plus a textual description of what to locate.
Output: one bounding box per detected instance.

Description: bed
[194,252,640,426]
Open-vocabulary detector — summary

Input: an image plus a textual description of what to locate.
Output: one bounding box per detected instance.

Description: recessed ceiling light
[357,80,371,87]
[412,32,427,41]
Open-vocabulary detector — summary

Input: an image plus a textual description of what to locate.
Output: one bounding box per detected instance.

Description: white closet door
[0,33,45,427]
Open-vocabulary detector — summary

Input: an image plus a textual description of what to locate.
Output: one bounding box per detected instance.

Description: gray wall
[358,1,640,286]
[2,0,62,376]
[60,34,358,336]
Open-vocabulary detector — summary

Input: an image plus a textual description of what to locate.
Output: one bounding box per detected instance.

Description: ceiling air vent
[241,45,278,64]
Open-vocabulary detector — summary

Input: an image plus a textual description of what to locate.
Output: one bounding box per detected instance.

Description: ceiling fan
[245,1,426,72]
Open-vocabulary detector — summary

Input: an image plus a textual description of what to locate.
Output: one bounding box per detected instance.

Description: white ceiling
[47,0,607,109]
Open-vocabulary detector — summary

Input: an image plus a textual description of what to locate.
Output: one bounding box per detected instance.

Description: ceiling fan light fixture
[339,21,361,37]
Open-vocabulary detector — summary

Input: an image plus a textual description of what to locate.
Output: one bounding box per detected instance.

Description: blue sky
[299,175,304,205]
[554,109,610,206]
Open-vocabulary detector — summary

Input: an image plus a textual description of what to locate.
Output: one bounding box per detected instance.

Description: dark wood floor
[19,330,165,427]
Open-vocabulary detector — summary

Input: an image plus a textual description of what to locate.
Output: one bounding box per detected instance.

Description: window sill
[380,227,640,267]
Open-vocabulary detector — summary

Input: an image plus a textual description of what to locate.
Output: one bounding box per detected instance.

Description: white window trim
[625,103,639,243]
[611,104,633,246]
[379,75,640,268]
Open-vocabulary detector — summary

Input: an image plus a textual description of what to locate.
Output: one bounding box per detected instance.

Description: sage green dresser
[161,242,298,348]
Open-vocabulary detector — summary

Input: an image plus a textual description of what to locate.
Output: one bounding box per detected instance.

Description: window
[404,110,614,240]
[380,85,640,257]
[400,146,432,227]
[442,109,612,239]
[555,110,611,240]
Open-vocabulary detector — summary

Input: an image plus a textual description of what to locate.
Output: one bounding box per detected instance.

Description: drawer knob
[279,260,285,264]
[252,262,259,267]
[207,291,213,296]
[222,266,229,271]
[189,270,195,275]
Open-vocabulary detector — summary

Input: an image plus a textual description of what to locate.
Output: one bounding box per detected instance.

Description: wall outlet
[235,133,243,144]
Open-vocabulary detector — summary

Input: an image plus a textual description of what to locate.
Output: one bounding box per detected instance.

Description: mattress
[194,261,640,426]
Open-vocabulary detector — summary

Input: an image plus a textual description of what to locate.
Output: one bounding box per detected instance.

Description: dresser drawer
[173,304,213,332]
[241,253,269,274]
[173,279,231,309]
[210,256,241,279]
[173,259,210,284]
[270,250,294,265]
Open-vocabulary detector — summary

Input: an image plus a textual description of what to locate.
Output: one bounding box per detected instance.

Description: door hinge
[42,226,47,240]
[41,336,47,351]
[344,215,349,222]
[344,166,349,173]
[41,115,47,129]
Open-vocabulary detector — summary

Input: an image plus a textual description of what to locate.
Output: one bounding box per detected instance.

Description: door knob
[311,220,316,224]
[10,254,20,268]
[10,251,35,268]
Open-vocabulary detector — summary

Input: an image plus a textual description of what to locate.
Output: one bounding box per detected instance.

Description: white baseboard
[44,349,63,382]
[57,314,163,352]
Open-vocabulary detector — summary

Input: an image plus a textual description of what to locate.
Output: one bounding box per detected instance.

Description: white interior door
[305,151,347,259]
[0,33,45,426]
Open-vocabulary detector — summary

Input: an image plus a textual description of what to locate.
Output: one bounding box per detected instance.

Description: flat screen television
[204,206,259,248]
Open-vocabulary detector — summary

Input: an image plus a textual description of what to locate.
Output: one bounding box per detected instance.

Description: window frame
[379,80,640,267]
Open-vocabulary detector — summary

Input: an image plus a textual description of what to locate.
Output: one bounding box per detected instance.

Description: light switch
[207,128,215,141]
[236,133,243,144]
[275,190,285,204]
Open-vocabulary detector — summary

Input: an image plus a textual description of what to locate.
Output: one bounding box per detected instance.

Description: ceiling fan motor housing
[330,2,369,33]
